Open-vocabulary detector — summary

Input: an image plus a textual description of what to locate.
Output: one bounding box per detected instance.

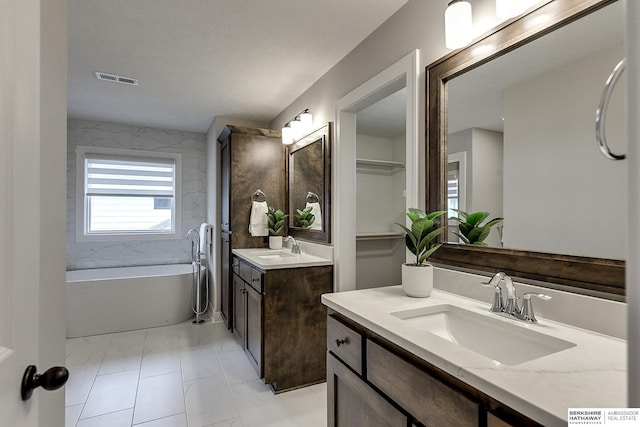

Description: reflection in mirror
[427,0,625,298]
[287,123,331,243]
[446,0,624,260]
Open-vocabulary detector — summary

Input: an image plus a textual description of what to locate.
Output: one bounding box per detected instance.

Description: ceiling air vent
[95,72,139,86]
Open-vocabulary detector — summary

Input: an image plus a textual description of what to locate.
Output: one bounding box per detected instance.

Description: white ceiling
[68,0,410,133]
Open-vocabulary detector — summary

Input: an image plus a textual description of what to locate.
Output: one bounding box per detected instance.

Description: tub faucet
[284,236,301,254]
[186,229,201,262]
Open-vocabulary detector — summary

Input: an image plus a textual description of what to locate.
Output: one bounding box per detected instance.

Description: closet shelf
[356,158,405,173]
[356,231,405,241]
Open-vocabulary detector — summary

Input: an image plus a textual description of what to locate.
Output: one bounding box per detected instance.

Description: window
[76,147,181,241]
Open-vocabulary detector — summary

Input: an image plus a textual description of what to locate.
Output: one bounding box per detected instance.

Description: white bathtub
[66,264,200,338]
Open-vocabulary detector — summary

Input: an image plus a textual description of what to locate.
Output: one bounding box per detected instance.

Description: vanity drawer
[367,340,479,427]
[327,315,362,375]
[238,259,252,283]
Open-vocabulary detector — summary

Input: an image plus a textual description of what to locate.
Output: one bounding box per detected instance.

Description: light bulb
[300,111,313,136]
[445,1,473,50]
[290,119,303,141]
[281,125,294,145]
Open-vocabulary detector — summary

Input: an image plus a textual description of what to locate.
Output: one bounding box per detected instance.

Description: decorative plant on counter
[395,208,447,266]
[450,209,503,246]
[266,207,288,236]
[294,206,315,228]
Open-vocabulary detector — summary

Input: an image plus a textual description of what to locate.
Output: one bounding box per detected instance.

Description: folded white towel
[249,201,269,236]
[305,202,322,230]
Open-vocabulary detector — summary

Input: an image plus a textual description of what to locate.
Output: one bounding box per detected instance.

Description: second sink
[390,304,576,365]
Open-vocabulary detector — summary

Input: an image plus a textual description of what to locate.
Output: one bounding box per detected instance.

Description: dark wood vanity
[233,255,333,393]
[327,311,542,427]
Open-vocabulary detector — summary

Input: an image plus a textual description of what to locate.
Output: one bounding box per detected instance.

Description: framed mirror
[426,0,624,300]
[286,123,331,243]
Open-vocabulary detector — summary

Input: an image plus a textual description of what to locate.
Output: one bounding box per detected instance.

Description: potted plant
[450,209,503,246]
[395,208,446,297]
[294,206,315,228]
[266,207,288,249]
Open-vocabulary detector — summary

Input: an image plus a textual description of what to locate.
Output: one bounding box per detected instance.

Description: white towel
[199,222,212,253]
[305,202,323,230]
[249,201,269,236]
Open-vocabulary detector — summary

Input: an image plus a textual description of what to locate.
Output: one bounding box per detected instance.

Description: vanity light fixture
[496,0,535,19]
[445,0,473,50]
[281,108,313,145]
[281,123,294,145]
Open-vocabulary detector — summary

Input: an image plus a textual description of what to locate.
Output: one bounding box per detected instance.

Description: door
[1,0,67,425]
[327,354,407,427]
[221,233,232,328]
[232,274,246,346]
[245,283,262,376]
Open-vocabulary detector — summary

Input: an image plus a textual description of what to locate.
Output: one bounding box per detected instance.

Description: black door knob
[21,365,69,401]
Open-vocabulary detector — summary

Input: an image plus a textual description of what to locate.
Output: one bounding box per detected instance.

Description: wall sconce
[496,0,535,19]
[281,108,313,145]
[445,0,473,50]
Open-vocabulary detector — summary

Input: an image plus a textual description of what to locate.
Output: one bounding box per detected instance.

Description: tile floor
[65,320,327,427]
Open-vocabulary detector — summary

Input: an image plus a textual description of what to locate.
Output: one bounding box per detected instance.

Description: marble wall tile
[67,119,207,270]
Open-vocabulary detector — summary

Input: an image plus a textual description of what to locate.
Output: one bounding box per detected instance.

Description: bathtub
[66,264,202,338]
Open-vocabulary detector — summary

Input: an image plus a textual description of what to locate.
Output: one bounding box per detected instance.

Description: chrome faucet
[515,293,552,323]
[502,274,519,316]
[186,229,202,262]
[480,272,505,313]
[480,272,551,323]
[284,236,301,254]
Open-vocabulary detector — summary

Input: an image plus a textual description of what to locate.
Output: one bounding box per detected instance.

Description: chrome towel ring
[595,58,626,160]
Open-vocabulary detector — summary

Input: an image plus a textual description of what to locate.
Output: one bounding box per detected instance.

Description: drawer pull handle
[336,338,348,347]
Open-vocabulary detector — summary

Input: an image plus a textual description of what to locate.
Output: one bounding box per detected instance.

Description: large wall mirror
[427,0,625,300]
[286,123,331,243]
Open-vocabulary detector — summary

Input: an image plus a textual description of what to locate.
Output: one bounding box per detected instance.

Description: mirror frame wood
[426,0,624,299]
[286,122,332,243]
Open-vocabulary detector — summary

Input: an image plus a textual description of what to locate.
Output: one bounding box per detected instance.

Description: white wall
[355,133,406,289]
[269,0,502,147]
[448,128,504,246]
[502,46,626,259]
[66,119,208,270]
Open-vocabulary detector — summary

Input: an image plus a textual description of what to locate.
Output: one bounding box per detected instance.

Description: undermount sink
[390,304,576,365]
[254,251,297,260]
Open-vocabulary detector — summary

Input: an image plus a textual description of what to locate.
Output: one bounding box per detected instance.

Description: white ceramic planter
[401,263,434,298]
[269,236,283,249]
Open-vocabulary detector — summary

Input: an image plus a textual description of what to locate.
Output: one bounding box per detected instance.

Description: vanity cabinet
[327,311,541,427]
[232,258,262,372]
[218,125,284,329]
[233,255,333,392]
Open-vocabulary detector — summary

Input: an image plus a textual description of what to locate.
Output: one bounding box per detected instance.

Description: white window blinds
[85,154,176,198]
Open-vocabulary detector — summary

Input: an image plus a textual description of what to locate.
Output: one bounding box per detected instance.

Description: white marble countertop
[322,286,626,427]
[232,248,333,270]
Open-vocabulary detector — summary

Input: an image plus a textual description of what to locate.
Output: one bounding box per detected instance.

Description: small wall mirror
[287,123,331,243]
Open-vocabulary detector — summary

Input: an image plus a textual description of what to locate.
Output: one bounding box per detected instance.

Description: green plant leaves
[266,206,288,236]
[451,209,503,245]
[396,208,446,264]
[294,206,315,228]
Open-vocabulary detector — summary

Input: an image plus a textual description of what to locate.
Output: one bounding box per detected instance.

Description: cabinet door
[232,274,246,347]
[245,283,262,377]
[327,354,407,427]
[220,140,230,232]
[221,233,232,329]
